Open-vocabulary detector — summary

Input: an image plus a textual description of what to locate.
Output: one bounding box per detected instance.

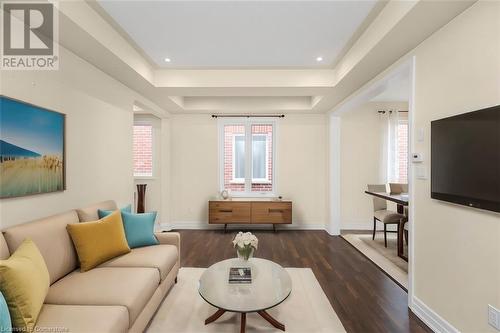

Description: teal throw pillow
[98,207,158,248]
[98,204,132,219]
[121,211,159,248]
[0,291,12,332]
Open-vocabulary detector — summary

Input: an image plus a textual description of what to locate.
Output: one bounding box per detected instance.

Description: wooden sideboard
[209,200,292,232]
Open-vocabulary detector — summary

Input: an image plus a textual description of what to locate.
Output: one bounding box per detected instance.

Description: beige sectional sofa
[0,200,180,333]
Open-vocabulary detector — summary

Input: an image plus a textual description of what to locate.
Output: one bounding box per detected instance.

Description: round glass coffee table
[199,258,292,332]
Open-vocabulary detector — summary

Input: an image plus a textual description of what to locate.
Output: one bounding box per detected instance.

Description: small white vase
[236,246,255,261]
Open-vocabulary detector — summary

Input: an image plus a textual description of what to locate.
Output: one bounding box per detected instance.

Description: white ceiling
[97,0,377,69]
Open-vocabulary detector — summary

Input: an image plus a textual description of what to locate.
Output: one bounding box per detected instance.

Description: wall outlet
[489,304,500,331]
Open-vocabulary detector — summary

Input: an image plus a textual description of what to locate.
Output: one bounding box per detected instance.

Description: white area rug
[342,233,408,289]
[148,267,346,333]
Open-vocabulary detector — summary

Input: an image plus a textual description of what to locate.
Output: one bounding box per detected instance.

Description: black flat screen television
[431,105,500,213]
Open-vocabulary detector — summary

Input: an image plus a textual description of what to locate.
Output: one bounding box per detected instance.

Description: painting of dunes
[0,96,65,198]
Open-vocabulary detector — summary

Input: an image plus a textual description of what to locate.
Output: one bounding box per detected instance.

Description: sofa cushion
[97,204,132,219]
[0,234,9,260]
[2,211,79,284]
[66,211,130,272]
[0,239,50,331]
[99,210,159,249]
[36,304,128,333]
[45,267,159,327]
[99,245,177,281]
[76,200,117,222]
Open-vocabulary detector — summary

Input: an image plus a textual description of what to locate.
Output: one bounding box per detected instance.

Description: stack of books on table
[229,267,252,284]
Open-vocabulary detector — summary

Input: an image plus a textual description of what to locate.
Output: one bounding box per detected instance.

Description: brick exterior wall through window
[133,125,153,177]
[223,124,273,193]
[397,122,408,183]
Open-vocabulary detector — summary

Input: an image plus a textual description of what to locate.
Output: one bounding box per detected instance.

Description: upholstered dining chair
[389,183,409,239]
[404,222,409,245]
[389,183,408,194]
[367,184,407,247]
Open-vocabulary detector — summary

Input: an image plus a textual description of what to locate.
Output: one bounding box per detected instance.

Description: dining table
[364,190,409,261]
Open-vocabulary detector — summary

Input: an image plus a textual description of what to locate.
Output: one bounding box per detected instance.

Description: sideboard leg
[273,224,277,233]
[224,224,227,233]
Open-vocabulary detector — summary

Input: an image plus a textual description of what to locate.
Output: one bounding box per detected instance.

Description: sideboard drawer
[251,202,292,224]
[209,202,251,224]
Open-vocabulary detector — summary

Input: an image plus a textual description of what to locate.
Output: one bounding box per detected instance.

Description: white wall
[340,102,382,231]
[277,114,328,227]
[409,2,500,331]
[167,113,328,228]
[336,2,499,331]
[340,101,408,230]
[169,114,218,225]
[0,46,165,228]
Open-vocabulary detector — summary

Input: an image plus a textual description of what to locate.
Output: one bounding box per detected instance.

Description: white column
[328,114,341,235]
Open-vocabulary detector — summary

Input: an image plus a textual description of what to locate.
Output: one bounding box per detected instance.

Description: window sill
[134,176,156,181]
[229,192,277,198]
[230,180,272,185]
[252,180,272,185]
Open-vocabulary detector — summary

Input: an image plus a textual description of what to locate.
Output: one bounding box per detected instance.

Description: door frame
[328,56,416,303]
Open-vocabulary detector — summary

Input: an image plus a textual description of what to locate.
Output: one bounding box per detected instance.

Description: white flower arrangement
[232,231,258,250]
[232,232,258,260]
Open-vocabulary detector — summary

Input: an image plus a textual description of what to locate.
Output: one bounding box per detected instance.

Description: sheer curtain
[380,110,400,183]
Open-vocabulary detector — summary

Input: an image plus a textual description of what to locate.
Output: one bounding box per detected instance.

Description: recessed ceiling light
[164,58,171,63]
[316,56,323,62]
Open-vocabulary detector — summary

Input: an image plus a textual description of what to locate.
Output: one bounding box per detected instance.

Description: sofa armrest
[155,232,180,267]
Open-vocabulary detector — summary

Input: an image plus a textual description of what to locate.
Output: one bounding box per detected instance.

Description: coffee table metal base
[205,308,285,332]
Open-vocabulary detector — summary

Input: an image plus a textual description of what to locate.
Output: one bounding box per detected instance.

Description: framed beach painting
[0,96,66,198]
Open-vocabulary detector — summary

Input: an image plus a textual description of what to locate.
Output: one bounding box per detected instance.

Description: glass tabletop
[198,258,292,313]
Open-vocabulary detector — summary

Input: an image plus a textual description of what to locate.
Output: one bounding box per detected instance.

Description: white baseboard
[410,296,460,333]
[340,218,372,231]
[341,220,398,232]
[340,223,372,231]
[160,221,327,232]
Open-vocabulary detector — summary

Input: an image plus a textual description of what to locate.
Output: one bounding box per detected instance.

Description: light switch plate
[489,304,500,331]
[417,128,425,142]
[415,166,428,180]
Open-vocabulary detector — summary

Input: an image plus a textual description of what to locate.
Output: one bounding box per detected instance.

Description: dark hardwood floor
[176,229,431,333]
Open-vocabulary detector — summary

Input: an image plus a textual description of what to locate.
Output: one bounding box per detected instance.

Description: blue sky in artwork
[0,97,64,156]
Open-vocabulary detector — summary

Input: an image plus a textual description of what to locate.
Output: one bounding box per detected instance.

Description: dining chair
[367,184,407,247]
[389,183,410,243]
[404,222,409,245]
[389,183,408,194]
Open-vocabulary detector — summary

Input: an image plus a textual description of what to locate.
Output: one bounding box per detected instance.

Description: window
[133,124,153,177]
[397,120,408,183]
[383,112,408,183]
[252,134,268,181]
[233,134,245,181]
[220,119,275,195]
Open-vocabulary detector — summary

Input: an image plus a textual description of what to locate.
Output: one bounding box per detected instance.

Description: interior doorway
[329,57,415,298]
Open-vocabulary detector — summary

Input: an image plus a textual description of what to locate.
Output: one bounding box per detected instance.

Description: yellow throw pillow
[0,239,50,331]
[67,210,130,272]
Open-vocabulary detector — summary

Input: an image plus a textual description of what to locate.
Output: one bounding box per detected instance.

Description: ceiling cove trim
[56,0,475,114]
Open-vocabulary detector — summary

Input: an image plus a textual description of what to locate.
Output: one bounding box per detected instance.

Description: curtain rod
[377,110,408,114]
[211,114,285,118]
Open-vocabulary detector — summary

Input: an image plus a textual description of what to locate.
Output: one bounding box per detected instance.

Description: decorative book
[229,267,252,284]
